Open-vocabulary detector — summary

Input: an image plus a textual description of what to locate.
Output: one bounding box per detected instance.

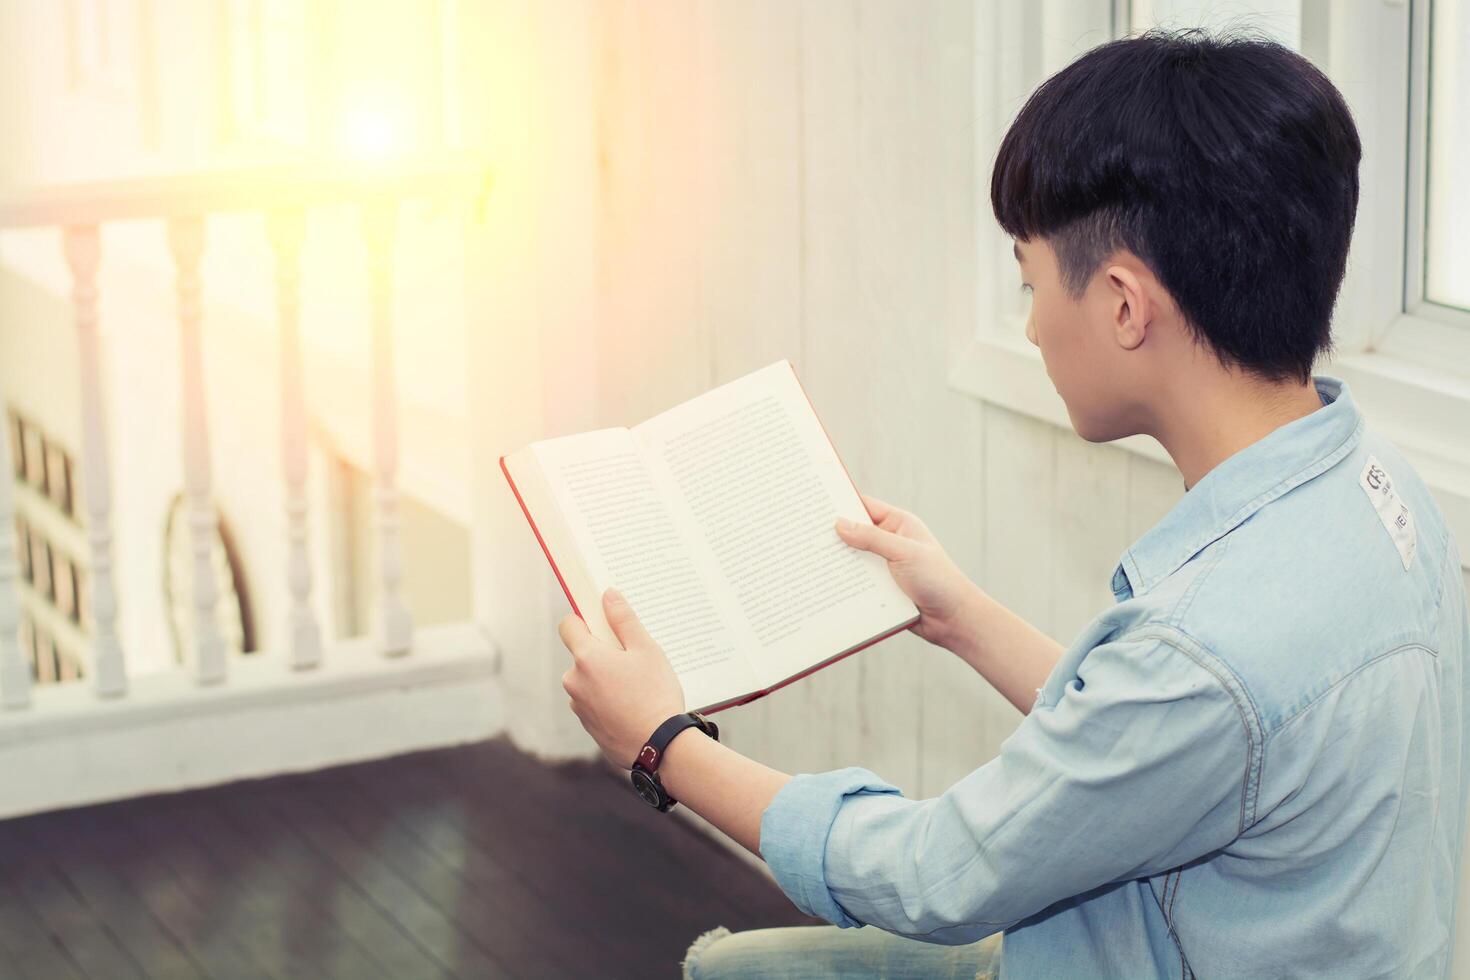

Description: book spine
[500,455,583,620]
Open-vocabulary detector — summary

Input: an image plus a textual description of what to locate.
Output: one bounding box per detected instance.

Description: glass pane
[1426,0,1470,311]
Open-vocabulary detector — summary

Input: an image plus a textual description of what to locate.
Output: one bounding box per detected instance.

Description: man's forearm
[656,726,793,858]
[633,588,1062,858]
[947,585,1065,715]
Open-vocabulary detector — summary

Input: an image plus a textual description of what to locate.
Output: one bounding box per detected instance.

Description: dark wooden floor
[0,736,822,979]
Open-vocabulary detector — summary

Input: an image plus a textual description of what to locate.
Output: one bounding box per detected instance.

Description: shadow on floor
[0,734,823,978]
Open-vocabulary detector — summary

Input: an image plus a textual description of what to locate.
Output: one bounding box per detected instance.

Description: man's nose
[1025,311,1038,347]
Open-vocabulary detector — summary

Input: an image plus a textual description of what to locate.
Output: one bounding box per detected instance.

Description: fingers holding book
[858,492,941,547]
[557,587,687,770]
[835,514,919,562]
[836,499,983,654]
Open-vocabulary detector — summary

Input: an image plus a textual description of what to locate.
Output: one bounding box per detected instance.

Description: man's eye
[1019,283,1033,296]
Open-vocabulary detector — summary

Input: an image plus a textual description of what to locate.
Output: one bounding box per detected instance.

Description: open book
[501,358,920,714]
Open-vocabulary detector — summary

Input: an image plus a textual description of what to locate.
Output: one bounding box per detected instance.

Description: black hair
[991,27,1361,386]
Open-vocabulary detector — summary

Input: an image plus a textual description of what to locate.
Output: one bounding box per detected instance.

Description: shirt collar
[1111,374,1365,601]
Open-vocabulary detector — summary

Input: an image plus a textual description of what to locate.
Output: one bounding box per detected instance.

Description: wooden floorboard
[292,771,592,977]
[10,861,147,980]
[0,734,821,978]
[0,876,89,980]
[186,786,450,979]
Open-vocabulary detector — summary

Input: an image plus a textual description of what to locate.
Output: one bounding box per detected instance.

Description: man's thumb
[835,517,913,562]
[603,587,654,651]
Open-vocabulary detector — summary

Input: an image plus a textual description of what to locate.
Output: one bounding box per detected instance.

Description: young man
[556,28,1470,979]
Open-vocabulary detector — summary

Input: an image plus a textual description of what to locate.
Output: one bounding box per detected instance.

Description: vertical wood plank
[63,225,127,698]
[1051,435,1131,643]
[913,0,1011,800]
[591,1,708,425]
[980,406,1057,760]
[588,1,737,756]
[909,0,1020,799]
[864,0,977,796]
[688,0,804,769]
[1125,452,1185,542]
[791,0,863,781]
[461,0,602,758]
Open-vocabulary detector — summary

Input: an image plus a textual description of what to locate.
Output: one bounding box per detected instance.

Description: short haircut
[991,27,1361,385]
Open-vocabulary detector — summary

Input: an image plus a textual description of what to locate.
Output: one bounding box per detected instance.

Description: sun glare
[340,99,413,161]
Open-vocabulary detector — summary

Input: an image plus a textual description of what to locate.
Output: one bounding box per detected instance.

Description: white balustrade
[167,216,227,685]
[363,198,415,657]
[0,160,489,711]
[63,225,128,698]
[0,161,498,820]
[266,208,322,670]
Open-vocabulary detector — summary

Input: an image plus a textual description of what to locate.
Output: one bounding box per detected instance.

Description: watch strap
[630,711,719,812]
[634,711,718,774]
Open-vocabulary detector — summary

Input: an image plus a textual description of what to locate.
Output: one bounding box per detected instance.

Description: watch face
[630,768,663,808]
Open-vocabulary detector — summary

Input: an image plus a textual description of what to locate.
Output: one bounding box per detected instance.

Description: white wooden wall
[563,0,1187,798]
[449,4,1470,968]
[466,0,1470,804]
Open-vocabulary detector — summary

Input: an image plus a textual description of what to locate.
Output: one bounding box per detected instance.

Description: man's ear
[1105,262,1151,351]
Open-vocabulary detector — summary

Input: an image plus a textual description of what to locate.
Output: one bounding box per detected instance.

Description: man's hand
[835,492,984,652]
[838,492,1065,714]
[558,587,687,769]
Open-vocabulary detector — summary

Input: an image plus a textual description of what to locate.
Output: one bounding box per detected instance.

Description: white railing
[0,159,502,817]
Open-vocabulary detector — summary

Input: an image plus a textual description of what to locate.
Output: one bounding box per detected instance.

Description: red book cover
[500,358,919,713]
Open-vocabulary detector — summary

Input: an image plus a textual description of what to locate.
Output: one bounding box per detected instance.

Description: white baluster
[0,393,27,709]
[363,198,413,656]
[267,209,322,670]
[167,216,226,685]
[63,225,127,698]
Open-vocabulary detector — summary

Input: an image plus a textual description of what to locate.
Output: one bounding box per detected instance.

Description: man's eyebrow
[1012,241,1023,262]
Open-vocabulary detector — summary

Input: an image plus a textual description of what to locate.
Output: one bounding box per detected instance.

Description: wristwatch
[630,711,720,812]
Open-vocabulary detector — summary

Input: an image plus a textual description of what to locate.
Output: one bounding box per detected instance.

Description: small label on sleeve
[1359,455,1416,571]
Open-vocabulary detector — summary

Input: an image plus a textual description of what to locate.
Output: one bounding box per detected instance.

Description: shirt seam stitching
[1169,871,1189,979]
[1430,528,1453,622]
[1147,873,1188,975]
[858,625,1265,936]
[1131,623,1264,833]
[1148,622,1269,756]
[1267,643,1439,740]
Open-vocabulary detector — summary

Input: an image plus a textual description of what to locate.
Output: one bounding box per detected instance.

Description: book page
[530,428,759,710]
[634,360,918,691]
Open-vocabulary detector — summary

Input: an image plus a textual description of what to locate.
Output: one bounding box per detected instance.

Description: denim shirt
[760,375,1470,978]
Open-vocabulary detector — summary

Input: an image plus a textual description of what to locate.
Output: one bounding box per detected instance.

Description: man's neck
[1148,372,1326,493]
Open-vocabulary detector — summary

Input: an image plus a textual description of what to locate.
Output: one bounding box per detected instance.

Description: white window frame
[951,0,1470,568]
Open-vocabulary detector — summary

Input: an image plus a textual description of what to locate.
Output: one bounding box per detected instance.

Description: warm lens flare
[340,100,412,161]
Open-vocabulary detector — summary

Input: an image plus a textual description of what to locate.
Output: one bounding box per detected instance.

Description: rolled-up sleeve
[759,628,1256,945]
[760,767,905,926]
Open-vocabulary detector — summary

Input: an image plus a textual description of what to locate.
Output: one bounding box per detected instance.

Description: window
[954,0,1470,566]
[1421,0,1469,314]
[969,0,1468,359]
